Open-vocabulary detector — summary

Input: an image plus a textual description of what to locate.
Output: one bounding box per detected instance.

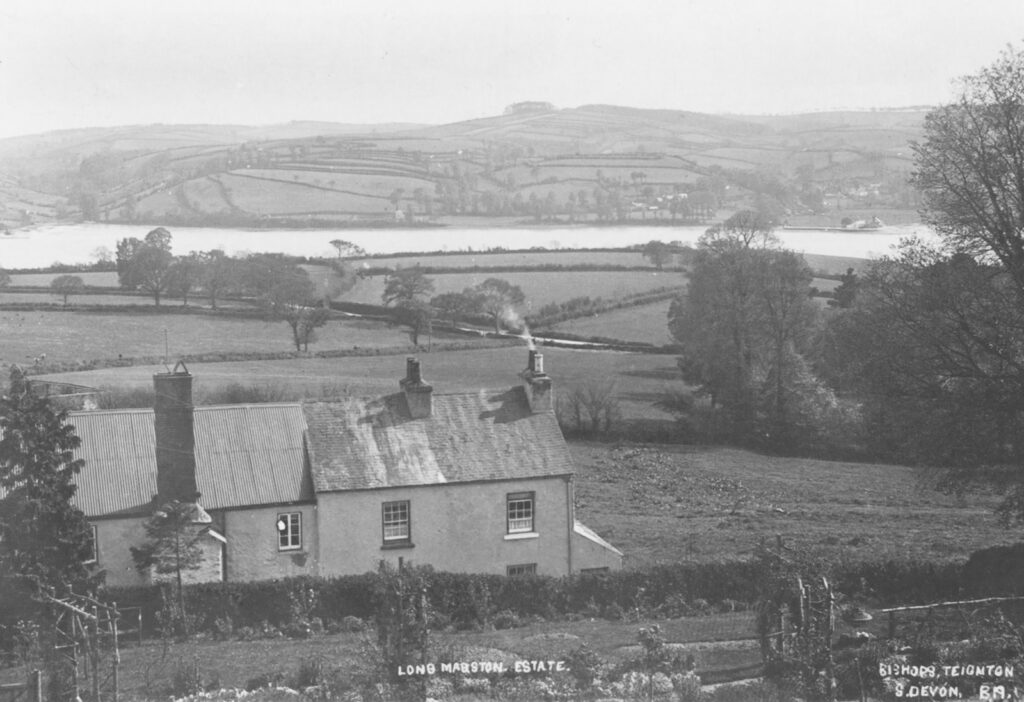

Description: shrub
[245,671,286,691]
[341,615,366,632]
[492,610,521,630]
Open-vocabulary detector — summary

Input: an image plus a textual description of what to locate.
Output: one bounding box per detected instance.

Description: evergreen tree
[130,500,207,635]
[0,369,93,593]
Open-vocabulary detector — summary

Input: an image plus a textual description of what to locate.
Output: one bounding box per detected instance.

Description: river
[0,222,933,268]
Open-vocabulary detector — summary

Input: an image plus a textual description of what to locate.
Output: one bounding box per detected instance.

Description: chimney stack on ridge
[522,349,553,413]
[153,361,200,503]
[400,357,433,419]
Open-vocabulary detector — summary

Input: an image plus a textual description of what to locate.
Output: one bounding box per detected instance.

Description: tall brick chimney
[400,357,433,419]
[153,361,200,503]
[522,349,553,413]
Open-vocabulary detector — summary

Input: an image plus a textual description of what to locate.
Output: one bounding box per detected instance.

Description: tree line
[378,268,527,345]
[670,45,1024,522]
[114,229,359,351]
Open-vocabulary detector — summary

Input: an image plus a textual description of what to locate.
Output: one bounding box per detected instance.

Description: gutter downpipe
[566,476,574,575]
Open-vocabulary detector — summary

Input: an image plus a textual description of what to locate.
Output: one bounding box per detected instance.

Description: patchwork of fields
[0,312,419,367]
[339,269,685,309]
[40,345,684,425]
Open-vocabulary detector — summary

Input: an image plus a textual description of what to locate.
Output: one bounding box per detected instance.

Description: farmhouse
[68,352,621,586]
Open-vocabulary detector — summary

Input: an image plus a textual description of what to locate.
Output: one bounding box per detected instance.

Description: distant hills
[0,105,928,231]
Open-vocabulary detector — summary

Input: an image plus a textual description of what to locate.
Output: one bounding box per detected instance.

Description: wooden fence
[881,595,1024,640]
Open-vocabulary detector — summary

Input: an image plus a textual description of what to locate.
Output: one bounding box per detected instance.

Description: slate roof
[2,385,573,515]
[303,387,574,492]
[65,404,312,517]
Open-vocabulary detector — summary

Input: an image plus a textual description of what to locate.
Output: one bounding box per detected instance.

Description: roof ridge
[196,402,303,411]
[69,407,153,417]
[303,386,519,404]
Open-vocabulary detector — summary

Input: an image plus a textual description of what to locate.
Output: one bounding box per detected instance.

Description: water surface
[0,223,932,268]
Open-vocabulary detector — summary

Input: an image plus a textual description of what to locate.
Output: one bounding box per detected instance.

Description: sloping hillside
[0,105,927,230]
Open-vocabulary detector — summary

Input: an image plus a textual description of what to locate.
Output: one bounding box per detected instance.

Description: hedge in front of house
[101,558,971,639]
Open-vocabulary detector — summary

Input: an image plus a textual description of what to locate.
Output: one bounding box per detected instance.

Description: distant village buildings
[64,353,621,586]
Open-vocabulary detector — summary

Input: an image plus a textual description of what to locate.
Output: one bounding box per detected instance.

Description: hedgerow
[100,558,971,640]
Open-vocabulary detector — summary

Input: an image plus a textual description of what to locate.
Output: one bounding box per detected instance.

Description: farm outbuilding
[68,353,622,586]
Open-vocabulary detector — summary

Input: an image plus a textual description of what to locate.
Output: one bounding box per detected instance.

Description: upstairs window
[277,512,302,551]
[507,492,535,533]
[382,501,411,544]
[507,563,537,577]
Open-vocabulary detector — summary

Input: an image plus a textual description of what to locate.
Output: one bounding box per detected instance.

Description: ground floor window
[506,563,537,577]
[277,512,302,550]
[84,524,98,564]
[382,500,411,544]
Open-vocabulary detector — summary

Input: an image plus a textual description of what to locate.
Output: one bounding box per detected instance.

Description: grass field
[541,279,835,345]
[40,345,683,424]
[341,270,685,309]
[362,250,662,270]
[8,271,119,286]
[0,293,222,306]
[570,442,1015,568]
[216,173,389,215]
[0,311,421,367]
[544,300,676,345]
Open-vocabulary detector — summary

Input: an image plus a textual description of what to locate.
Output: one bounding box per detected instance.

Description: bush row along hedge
[529,287,685,328]
[358,264,687,276]
[102,558,975,637]
[25,339,516,377]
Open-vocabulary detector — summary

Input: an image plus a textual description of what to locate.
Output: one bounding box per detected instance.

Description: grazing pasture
[360,249,664,270]
[340,270,686,309]
[0,311,419,367]
[215,173,390,214]
[544,299,677,345]
[8,271,119,287]
[0,292,205,306]
[569,443,1015,568]
[239,168,435,195]
[39,345,684,424]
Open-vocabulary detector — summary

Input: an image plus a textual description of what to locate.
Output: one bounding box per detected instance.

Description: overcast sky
[2,0,1023,140]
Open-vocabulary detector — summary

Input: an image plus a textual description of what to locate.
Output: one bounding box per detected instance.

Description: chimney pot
[400,356,433,418]
[406,356,422,385]
[522,350,553,413]
[528,350,544,375]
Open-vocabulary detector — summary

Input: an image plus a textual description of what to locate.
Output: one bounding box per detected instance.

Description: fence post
[823,577,835,702]
[31,669,42,702]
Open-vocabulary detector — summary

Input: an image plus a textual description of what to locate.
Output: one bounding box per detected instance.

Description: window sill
[381,542,415,550]
[278,548,305,553]
[504,532,539,541]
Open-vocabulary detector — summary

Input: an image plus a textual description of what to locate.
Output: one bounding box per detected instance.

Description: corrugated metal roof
[303,387,574,492]
[64,404,311,517]
[193,404,311,509]
[67,409,158,516]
